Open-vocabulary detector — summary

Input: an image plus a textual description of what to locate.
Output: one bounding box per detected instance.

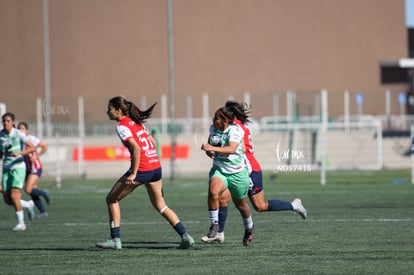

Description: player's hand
[205,150,214,159]
[126,174,137,185]
[201,143,212,151]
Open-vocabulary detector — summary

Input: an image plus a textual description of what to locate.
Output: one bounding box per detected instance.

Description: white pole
[43,0,52,137]
[0,102,6,116]
[273,95,279,117]
[376,120,383,169]
[244,92,251,105]
[320,89,328,186]
[287,91,296,123]
[161,94,167,134]
[186,95,193,134]
[315,93,321,119]
[141,96,147,110]
[344,90,350,132]
[287,90,292,123]
[78,96,85,177]
[55,133,61,188]
[166,0,176,184]
[385,89,391,129]
[202,93,209,135]
[36,97,43,139]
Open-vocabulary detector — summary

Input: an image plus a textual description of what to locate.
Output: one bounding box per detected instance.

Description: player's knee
[253,205,267,212]
[252,200,268,212]
[219,196,231,206]
[159,205,168,215]
[209,189,221,200]
[105,195,117,204]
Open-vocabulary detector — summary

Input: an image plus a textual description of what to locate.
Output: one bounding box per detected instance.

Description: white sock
[209,209,219,224]
[20,200,33,208]
[243,215,254,230]
[16,210,24,224]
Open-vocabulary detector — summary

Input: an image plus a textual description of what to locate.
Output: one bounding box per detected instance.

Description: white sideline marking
[332,218,413,222]
[61,218,413,227]
[63,220,202,227]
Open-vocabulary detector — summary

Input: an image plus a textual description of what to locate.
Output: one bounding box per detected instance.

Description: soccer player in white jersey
[18,122,50,217]
[201,106,254,246]
[0,113,36,231]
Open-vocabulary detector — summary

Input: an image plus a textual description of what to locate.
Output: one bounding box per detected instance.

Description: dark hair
[17,122,28,130]
[2,112,15,122]
[215,106,235,122]
[108,96,156,124]
[224,100,251,124]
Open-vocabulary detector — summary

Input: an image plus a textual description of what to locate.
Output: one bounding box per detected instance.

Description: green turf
[1,169,413,274]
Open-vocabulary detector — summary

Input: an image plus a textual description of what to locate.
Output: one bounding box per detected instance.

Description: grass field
[1,169,413,274]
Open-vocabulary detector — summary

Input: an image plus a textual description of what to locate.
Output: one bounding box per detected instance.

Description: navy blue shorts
[248,170,264,196]
[26,168,42,177]
[125,167,162,184]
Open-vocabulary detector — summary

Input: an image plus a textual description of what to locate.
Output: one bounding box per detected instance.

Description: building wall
[0,0,408,122]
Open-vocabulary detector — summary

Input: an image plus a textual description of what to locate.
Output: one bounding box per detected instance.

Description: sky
[406,0,414,27]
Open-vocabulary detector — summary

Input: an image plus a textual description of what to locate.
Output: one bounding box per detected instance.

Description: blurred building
[0,0,408,122]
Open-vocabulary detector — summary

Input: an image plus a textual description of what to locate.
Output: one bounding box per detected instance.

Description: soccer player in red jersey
[18,122,50,218]
[96,96,194,250]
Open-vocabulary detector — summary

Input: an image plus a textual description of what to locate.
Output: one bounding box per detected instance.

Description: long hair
[215,105,235,123]
[108,96,156,124]
[224,100,251,124]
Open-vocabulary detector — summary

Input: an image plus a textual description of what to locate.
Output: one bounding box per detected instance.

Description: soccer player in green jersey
[201,106,254,246]
[0,112,36,231]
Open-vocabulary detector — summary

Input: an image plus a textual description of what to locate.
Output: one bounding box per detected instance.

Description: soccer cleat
[38,212,49,218]
[243,226,253,246]
[27,202,35,221]
[178,233,195,249]
[206,223,219,238]
[201,232,225,243]
[291,198,307,219]
[12,223,26,231]
[96,238,122,250]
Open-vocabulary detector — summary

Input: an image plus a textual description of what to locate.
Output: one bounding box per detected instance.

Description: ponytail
[224,100,251,124]
[129,102,156,124]
[108,96,156,124]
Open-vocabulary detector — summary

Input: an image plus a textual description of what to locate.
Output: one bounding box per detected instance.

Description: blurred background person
[0,113,36,231]
[18,122,50,218]
[151,127,162,159]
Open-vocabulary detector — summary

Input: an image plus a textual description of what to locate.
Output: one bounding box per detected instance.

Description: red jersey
[116,117,160,171]
[24,134,43,173]
[234,119,261,172]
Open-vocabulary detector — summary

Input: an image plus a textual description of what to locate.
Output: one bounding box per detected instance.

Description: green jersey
[0,128,28,170]
[209,123,245,174]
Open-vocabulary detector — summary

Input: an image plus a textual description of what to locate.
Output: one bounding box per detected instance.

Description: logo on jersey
[210,134,221,146]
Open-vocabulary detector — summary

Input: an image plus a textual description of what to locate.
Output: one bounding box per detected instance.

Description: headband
[217,109,229,120]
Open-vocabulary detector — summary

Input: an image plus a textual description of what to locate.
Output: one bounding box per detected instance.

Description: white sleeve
[116,125,133,141]
[229,125,244,143]
[16,129,29,144]
[29,135,41,147]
